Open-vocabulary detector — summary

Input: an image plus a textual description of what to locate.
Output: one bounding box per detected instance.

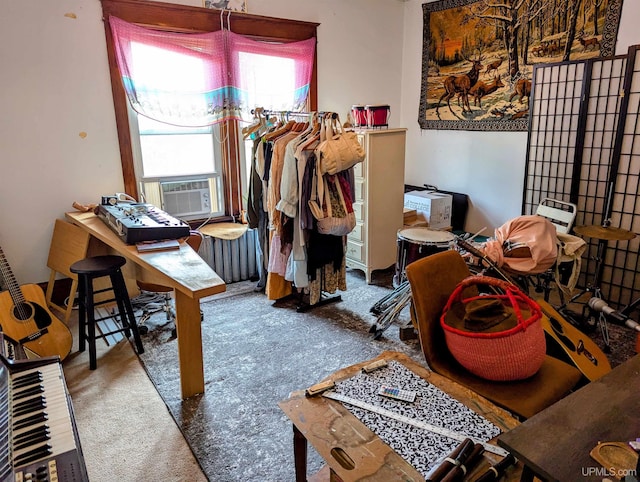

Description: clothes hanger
[243,108,265,139]
[297,114,315,138]
[298,113,322,151]
[294,113,315,141]
[293,120,308,132]
[263,119,295,141]
[242,109,260,138]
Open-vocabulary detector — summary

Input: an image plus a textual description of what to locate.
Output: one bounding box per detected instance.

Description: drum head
[398,227,455,244]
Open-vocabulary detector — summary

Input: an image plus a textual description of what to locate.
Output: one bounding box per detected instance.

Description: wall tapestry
[418,0,624,131]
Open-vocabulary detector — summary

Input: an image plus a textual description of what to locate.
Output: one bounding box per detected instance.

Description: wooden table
[279,351,523,482]
[498,354,640,481]
[65,211,226,399]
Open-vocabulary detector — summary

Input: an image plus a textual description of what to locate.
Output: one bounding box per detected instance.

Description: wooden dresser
[346,128,407,283]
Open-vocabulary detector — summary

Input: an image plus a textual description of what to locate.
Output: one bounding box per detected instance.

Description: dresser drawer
[354,179,365,202]
[348,222,364,242]
[353,159,366,178]
[353,201,365,221]
[346,240,365,263]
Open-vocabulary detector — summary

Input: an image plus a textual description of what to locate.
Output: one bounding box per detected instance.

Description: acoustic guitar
[0,244,73,360]
[537,299,611,382]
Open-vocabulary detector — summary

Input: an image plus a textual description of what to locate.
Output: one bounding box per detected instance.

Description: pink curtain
[226,32,315,113]
[109,16,315,127]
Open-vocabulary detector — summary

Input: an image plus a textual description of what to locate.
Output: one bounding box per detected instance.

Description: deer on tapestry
[578,32,600,52]
[435,55,484,115]
[469,75,505,108]
[484,57,503,78]
[509,78,532,104]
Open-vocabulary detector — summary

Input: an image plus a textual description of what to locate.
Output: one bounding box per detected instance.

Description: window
[101,0,318,224]
[235,51,302,207]
[132,114,224,220]
[137,118,217,179]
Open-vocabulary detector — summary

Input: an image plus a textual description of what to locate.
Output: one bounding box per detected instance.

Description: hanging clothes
[254,111,351,306]
[276,119,317,288]
[265,123,299,300]
[246,136,268,291]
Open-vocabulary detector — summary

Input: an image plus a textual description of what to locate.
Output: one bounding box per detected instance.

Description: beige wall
[0,0,638,283]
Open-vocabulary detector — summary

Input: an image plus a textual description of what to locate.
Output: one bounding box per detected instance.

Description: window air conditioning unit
[160,179,211,218]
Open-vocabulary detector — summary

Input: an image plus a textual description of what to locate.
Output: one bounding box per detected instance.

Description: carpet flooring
[137,268,423,482]
[136,268,638,481]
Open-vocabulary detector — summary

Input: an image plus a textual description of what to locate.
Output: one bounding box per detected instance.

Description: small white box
[403,191,452,229]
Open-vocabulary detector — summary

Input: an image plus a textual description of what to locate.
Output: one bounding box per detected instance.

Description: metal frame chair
[535,197,577,234]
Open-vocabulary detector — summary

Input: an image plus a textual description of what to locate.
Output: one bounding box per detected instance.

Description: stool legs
[75,269,144,370]
[110,270,144,355]
[85,276,98,370]
[77,275,87,354]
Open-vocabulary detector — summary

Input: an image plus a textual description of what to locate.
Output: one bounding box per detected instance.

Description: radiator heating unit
[200,228,259,283]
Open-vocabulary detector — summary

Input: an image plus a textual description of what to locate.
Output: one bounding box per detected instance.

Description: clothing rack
[296,282,343,313]
[248,106,347,312]
[250,108,338,120]
[276,284,342,313]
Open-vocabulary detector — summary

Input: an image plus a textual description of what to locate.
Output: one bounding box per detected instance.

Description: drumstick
[440,443,485,482]
[466,227,487,242]
[474,453,517,481]
[427,438,474,482]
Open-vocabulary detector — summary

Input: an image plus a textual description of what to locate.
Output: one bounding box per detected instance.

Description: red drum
[351,105,367,127]
[393,227,455,286]
[365,104,390,128]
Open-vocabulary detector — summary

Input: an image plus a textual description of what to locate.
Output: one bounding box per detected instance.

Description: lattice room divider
[523,44,640,314]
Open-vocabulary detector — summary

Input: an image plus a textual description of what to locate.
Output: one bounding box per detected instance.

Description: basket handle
[442,275,541,329]
[453,275,515,293]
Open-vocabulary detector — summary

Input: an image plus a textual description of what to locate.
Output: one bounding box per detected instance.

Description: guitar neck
[0,246,26,306]
[455,237,517,286]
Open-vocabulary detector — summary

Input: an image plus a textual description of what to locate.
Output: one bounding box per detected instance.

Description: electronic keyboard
[96,203,190,244]
[0,353,89,482]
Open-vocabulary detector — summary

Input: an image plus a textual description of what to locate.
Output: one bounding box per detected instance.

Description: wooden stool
[70,255,144,369]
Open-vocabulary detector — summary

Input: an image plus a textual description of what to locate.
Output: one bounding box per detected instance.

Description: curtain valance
[109,16,315,127]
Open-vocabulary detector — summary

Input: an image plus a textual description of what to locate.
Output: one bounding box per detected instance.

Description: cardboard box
[403,207,417,224]
[403,191,452,230]
[403,219,429,228]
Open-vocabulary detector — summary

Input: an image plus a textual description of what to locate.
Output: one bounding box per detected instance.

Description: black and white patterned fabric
[329,360,501,477]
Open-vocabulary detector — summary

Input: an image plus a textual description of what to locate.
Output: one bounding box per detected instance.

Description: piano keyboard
[0,355,88,482]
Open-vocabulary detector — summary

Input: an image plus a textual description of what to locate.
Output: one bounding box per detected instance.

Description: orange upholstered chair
[406,249,582,420]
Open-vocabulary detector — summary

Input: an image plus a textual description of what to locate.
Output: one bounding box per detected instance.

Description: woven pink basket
[440,276,546,381]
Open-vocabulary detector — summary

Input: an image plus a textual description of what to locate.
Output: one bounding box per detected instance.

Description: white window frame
[128,104,225,220]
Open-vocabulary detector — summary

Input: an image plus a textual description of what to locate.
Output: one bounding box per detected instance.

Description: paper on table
[136,239,180,252]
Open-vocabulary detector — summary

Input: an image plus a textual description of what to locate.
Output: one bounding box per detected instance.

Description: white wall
[1,0,122,284]
[399,0,640,235]
[0,0,638,284]
[249,0,406,118]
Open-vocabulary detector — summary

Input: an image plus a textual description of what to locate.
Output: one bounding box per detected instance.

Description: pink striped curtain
[109,16,315,127]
